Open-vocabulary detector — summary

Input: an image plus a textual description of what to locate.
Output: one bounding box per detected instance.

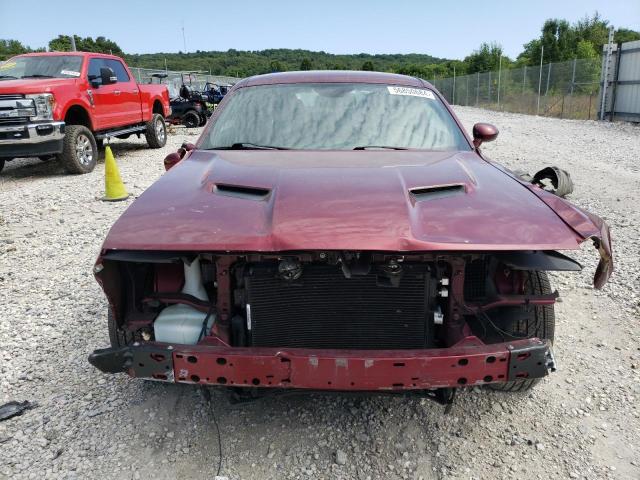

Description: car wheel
[183,111,200,129]
[489,270,555,393]
[107,308,145,348]
[145,113,167,148]
[58,125,98,174]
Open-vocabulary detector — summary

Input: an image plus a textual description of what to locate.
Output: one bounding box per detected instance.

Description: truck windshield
[201,83,470,151]
[0,55,83,79]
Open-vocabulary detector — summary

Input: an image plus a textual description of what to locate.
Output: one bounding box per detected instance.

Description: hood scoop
[409,184,466,202]
[215,183,271,201]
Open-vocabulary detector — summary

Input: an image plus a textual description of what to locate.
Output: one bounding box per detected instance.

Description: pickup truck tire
[489,270,555,393]
[145,113,167,148]
[183,111,200,129]
[59,125,98,174]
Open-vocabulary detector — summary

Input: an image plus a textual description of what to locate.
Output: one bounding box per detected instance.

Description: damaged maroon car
[89,71,613,404]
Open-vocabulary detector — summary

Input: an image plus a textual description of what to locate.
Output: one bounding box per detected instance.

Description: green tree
[464,42,506,73]
[361,60,374,71]
[518,14,640,65]
[300,58,312,70]
[48,35,124,56]
[0,39,32,60]
[575,39,598,59]
[614,28,640,44]
[269,60,284,72]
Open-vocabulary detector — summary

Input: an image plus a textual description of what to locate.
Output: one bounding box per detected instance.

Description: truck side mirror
[100,67,117,86]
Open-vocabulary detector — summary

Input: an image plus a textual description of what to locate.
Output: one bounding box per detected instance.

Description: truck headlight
[26,93,55,121]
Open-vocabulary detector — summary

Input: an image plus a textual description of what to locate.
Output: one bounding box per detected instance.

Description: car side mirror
[163,152,181,171]
[472,123,499,148]
[100,67,117,86]
[164,143,196,171]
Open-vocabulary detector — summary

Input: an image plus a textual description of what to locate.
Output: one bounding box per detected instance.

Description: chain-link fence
[128,67,240,98]
[432,58,602,120]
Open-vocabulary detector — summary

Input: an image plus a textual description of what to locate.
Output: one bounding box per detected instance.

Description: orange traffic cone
[101,145,129,202]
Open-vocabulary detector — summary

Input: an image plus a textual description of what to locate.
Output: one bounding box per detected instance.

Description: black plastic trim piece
[495,251,582,272]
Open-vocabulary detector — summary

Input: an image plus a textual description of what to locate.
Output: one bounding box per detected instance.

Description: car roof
[236,70,432,89]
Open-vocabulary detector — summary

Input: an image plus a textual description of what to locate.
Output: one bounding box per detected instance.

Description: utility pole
[181,21,187,53]
[70,35,77,52]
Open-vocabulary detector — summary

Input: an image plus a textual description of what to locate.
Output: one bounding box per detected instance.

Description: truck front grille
[0,117,29,126]
[245,263,431,350]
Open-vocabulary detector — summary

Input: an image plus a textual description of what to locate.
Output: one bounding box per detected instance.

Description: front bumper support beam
[89,337,555,390]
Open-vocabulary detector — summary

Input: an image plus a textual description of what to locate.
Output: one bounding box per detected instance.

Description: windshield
[0,55,83,79]
[201,83,470,151]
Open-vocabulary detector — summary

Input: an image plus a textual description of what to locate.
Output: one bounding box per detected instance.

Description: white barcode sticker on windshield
[61,70,80,77]
[387,86,435,99]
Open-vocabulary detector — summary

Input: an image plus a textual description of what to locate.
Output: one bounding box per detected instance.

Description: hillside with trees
[1,14,638,79]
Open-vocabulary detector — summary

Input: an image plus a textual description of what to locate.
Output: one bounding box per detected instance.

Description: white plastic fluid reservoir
[153,303,214,345]
[153,257,214,345]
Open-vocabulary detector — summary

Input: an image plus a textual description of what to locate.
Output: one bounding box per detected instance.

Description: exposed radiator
[245,263,432,350]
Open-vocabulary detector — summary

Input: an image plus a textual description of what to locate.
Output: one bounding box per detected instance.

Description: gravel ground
[0,110,638,480]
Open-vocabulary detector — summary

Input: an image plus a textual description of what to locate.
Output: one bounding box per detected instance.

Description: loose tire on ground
[182,111,200,129]
[145,113,167,148]
[490,270,555,393]
[58,125,98,174]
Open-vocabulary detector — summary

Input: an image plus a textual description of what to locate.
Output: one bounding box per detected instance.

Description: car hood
[102,149,604,253]
[0,78,76,94]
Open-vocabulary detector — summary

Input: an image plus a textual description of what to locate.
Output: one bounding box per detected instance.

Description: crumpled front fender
[525,185,613,289]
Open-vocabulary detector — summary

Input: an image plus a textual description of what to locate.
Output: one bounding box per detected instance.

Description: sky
[0,0,638,60]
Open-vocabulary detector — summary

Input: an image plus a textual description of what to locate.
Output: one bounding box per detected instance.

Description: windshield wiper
[0,75,18,80]
[21,74,54,79]
[353,145,409,150]
[211,142,291,150]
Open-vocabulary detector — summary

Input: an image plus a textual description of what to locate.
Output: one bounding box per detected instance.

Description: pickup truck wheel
[107,308,144,348]
[489,270,555,393]
[59,125,97,174]
[183,111,200,129]
[145,113,167,148]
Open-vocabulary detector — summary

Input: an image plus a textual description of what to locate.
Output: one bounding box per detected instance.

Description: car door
[87,57,121,130]
[104,59,143,126]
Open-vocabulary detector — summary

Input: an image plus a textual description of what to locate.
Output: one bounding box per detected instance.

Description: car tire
[182,111,200,129]
[107,308,144,348]
[489,270,555,393]
[58,125,98,174]
[145,113,167,148]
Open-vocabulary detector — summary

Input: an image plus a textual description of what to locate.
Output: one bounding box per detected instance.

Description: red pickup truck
[0,52,171,174]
